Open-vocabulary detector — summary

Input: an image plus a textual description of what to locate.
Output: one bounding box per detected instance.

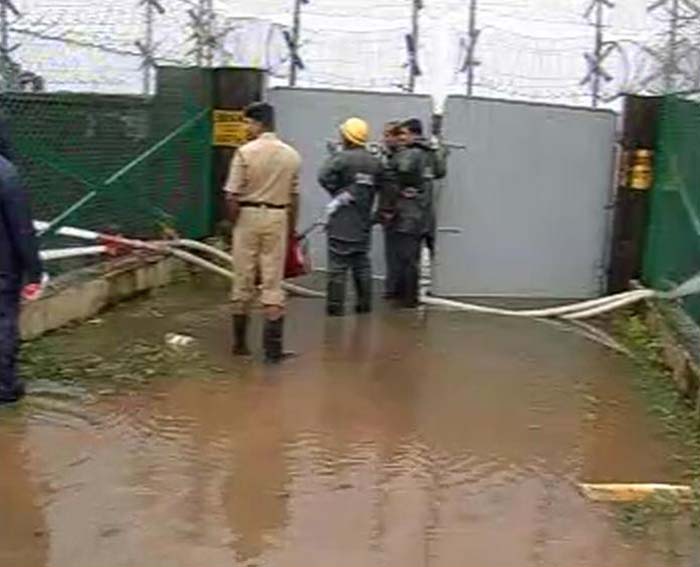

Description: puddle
[1,280,697,567]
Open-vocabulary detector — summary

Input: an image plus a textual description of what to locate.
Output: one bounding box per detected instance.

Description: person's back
[224,102,301,363]
[320,145,383,245]
[387,118,439,308]
[317,117,382,316]
[0,134,43,404]
[235,133,300,207]
[393,141,434,236]
[0,155,21,280]
[0,156,41,286]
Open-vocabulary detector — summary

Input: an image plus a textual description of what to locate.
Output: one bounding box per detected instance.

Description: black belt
[239,202,287,209]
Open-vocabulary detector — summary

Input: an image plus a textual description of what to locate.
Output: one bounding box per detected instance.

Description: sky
[10,0,663,109]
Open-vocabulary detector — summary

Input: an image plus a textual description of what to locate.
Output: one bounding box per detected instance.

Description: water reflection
[0,285,697,566]
[0,417,48,567]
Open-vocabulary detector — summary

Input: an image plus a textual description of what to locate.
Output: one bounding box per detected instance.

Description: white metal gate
[434,96,617,299]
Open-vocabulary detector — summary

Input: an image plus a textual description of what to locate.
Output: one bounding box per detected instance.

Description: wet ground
[1,279,698,567]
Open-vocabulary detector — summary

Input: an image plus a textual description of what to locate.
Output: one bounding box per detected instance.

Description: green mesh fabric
[644,95,700,321]
[1,87,212,248]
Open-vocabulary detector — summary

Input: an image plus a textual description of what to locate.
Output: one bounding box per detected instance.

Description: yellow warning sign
[629,149,654,191]
[213,110,248,147]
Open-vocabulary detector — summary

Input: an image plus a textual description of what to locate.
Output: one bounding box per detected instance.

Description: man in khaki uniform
[224,102,301,363]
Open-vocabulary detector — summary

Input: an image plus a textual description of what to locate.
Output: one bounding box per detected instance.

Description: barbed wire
[0,0,670,106]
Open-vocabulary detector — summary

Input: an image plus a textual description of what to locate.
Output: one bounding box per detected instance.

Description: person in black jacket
[378,121,402,300]
[0,123,43,404]
[318,117,384,317]
[390,118,446,308]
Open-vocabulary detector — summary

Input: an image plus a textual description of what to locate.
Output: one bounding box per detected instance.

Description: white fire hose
[34,221,324,299]
[40,246,108,262]
[35,220,698,320]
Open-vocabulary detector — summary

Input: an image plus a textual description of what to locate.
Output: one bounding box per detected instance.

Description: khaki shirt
[224,132,301,206]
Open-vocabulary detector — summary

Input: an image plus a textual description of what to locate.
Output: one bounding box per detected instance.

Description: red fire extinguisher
[284,232,311,279]
[284,215,327,279]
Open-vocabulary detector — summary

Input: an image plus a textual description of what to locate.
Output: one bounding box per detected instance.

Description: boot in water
[0,380,25,405]
[263,318,296,364]
[232,315,251,356]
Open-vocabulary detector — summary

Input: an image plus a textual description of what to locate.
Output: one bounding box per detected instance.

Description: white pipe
[40,246,108,261]
[168,239,232,264]
[421,289,652,318]
[35,220,324,299]
[563,289,657,320]
[662,271,700,299]
[34,220,100,241]
[167,247,325,299]
[283,282,326,298]
[163,240,324,298]
[169,248,233,280]
[512,290,652,317]
[32,219,673,316]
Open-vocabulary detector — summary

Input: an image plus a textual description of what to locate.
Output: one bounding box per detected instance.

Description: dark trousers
[327,241,372,316]
[0,284,22,398]
[395,232,422,307]
[383,227,401,298]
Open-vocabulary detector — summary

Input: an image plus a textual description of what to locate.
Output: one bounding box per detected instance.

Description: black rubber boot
[263,318,295,364]
[232,315,251,356]
[0,380,25,405]
[326,304,345,317]
[354,275,373,314]
[326,280,346,317]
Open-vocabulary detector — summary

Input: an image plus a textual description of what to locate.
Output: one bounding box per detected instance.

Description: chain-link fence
[1,67,213,274]
[644,95,700,321]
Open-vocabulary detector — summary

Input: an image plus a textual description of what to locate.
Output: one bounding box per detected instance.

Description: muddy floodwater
[1,280,698,567]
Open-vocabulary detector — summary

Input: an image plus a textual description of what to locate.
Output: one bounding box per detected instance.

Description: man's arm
[288,193,299,236]
[223,151,246,225]
[288,165,300,235]
[317,155,343,197]
[432,146,448,180]
[1,170,43,283]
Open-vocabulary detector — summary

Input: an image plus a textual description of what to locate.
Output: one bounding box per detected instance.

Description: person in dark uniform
[390,117,444,308]
[0,124,43,404]
[318,117,384,317]
[378,121,402,300]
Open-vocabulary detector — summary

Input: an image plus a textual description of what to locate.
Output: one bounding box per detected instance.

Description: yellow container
[629,149,654,190]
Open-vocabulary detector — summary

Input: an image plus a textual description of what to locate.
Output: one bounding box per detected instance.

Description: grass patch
[20,331,214,390]
[612,312,700,535]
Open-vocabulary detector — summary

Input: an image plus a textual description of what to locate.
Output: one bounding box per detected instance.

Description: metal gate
[434,96,617,299]
[267,87,433,274]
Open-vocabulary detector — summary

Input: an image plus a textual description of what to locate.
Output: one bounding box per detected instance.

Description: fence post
[607,95,662,293]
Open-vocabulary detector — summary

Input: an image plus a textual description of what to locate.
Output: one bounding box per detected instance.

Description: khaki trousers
[231,207,288,315]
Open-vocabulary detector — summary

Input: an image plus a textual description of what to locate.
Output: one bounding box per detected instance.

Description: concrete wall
[20,256,182,341]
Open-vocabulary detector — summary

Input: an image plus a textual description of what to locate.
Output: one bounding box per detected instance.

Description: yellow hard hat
[340,117,369,146]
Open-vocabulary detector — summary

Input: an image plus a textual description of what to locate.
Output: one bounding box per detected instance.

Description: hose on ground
[166,238,657,316]
[168,239,233,265]
[34,220,687,320]
[420,289,653,319]
[561,290,657,320]
[165,246,326,299]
